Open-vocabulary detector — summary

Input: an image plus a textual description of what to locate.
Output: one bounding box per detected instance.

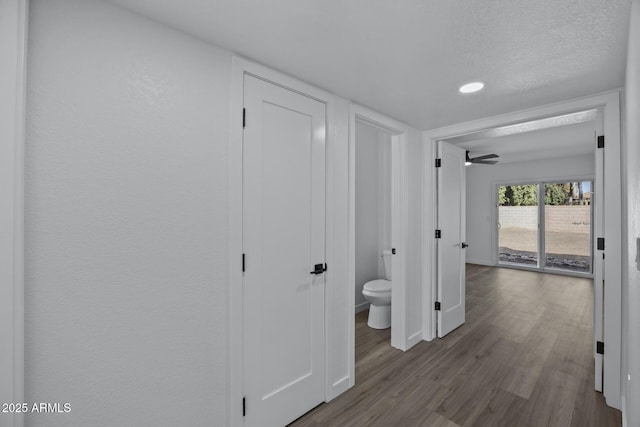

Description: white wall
[354,121,390,311]
[623,1,640,424]
[404,127,423,343]
[21,0,428,423]
[25,0,231,425]
[465,153,595,265]
[379,135,392,280]
[0,1,27,423]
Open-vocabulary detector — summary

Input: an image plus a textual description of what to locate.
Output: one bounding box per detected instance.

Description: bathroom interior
[355,120,393,338]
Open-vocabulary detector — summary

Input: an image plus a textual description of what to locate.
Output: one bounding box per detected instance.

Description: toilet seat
[363,279,391,293]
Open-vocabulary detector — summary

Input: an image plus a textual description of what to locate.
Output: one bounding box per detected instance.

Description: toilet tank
[382,249,393,280]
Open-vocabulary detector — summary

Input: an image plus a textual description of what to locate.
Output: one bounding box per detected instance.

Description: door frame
[1,2,28,427]
[229,57,349,426]
[421,90,622,409]
[348,104,410,355]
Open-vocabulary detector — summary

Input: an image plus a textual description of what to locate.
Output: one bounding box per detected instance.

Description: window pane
[544,181,592,273]
[498,184,539,267]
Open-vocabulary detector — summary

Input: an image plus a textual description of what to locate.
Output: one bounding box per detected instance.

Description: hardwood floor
[290,264,622,427]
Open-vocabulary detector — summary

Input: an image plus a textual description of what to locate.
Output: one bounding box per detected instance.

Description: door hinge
[242,397,246,416]
[434,301,441,311]
[597,135,604,148]
[597,237,605,251]
[242,108,246,128]
[435,229,442,239]
[242,253,246,272]
[596,341,604,355]
[435,158,442,168]
[392,248,396,255]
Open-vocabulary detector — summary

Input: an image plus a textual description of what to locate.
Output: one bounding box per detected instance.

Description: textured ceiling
[107,0,631,130]
[455,120,596,165]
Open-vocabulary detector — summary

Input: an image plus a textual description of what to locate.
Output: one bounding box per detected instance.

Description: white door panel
[243,75,326,426]
[437,141,466,337]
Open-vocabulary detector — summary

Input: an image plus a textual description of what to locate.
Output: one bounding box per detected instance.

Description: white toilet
[362,249,393,329]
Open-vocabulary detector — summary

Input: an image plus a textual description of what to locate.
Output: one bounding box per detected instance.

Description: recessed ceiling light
[459,82,485,94]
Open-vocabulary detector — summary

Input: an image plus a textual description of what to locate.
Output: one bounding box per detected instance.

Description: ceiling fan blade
[470,153,499,161]
[471,159,498,164]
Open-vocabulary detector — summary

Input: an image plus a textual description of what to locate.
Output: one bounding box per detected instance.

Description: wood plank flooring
[290,264,622,427]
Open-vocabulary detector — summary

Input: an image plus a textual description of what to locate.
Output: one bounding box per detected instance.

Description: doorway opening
[425,101,619,402]
[348,104,410,366]
[423,91,622,408]
[354,120,392,321]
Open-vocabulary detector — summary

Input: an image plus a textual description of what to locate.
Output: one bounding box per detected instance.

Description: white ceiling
[455,119,596,165]
[107,0,631,130]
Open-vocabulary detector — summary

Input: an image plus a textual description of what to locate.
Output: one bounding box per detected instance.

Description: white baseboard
[466,259,495,267]
[406,330,422,349]
[355,301,370,313]
[327,375,351,402]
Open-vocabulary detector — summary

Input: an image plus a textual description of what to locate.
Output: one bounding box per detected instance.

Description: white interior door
[594,110,604,392]
[243,75,326,426]
[436,141,467,337]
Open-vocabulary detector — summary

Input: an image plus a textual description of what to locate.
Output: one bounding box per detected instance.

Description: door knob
[461,242,469,248]
[310,263,327,275]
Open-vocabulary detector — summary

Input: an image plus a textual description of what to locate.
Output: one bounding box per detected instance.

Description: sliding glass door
[497,180,593,274]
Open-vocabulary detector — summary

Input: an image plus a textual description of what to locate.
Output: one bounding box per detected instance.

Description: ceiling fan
[466,151,499,165]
